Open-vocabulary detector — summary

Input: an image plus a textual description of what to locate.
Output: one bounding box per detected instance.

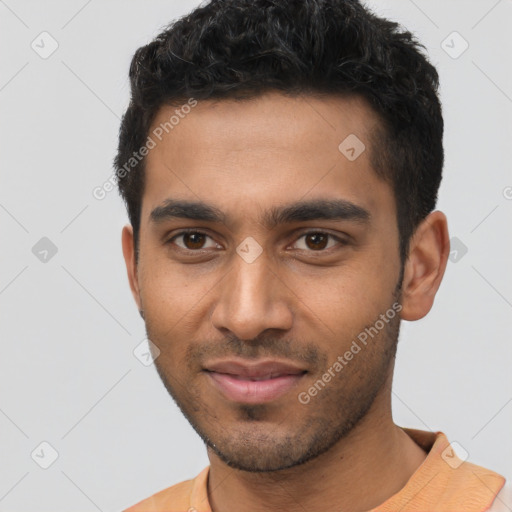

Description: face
[125,92,405,472]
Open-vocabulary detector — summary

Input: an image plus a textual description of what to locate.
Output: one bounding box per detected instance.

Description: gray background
[1,0,511,510]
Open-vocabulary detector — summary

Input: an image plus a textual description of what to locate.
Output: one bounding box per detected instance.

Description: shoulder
[122,477,196,512]
[487,481,512,512]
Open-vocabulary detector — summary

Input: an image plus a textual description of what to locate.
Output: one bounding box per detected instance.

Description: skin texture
[122,92,450,512]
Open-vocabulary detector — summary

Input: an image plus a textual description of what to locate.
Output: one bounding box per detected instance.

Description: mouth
[203,359,307,404]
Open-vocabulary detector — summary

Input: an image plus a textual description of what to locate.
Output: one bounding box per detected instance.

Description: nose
[210,252,293,341]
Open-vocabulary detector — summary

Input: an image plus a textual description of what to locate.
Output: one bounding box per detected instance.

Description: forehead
[149,91,377,154]
[141,92,393,227]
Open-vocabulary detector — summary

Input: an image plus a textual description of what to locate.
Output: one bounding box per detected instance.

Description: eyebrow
[149,198,371,229]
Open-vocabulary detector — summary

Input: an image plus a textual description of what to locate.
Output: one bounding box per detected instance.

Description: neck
[207,388,427,512]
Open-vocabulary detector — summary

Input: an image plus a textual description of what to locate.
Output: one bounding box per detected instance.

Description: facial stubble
[149,286,402,473]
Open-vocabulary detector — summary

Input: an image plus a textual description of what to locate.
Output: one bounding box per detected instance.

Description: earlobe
[400,211,450,321]
[121,224,142,312]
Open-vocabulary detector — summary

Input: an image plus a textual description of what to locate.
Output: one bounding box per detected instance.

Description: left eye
[170,231,219,250]
[292,232,343,251]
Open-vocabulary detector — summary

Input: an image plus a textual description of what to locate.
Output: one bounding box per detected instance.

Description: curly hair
[114,0,443,265]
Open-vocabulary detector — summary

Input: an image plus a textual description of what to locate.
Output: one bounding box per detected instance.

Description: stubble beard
[150,293,402,473]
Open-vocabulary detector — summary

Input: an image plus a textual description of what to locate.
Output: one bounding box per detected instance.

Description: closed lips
[220,372,305,381]
[203,360,307,379]
[204,359,308,403]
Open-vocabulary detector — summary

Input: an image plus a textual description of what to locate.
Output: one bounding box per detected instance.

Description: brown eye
[304,233,329,250]
[182,232,206,249]
[292,231,344,252]
[170,231,218,251]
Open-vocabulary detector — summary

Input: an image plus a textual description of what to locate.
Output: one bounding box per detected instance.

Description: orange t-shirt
[124,427,506,512]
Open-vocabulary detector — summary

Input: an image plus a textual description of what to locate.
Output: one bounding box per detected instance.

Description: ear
[121,224,142,312]
[400,211,450,321]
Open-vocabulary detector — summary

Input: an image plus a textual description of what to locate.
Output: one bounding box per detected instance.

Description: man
[116,0,509,510]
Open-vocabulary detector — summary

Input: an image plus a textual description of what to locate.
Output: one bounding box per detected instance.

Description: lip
[204,358,307,404]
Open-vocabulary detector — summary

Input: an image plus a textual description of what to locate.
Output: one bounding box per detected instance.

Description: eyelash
[166,229,347,254]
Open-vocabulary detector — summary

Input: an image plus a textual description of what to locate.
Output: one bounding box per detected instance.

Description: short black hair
[115,0,443,266]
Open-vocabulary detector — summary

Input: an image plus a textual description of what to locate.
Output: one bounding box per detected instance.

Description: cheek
[302,255,399,335]
[140,245,200,298]
[138,255,218,338]
[352,232,402,295]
